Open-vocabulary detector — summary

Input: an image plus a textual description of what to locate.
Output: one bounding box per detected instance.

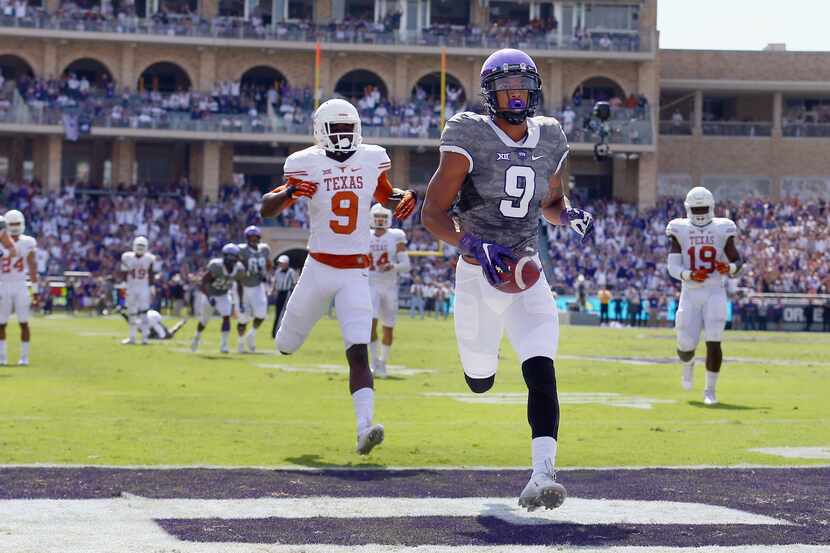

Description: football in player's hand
[495,256,542,294]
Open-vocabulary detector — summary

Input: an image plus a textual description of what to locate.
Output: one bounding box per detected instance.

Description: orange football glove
[394,190,417,220]
[690,268,710,282]
[285,177,317,199]
[714,261,730,275]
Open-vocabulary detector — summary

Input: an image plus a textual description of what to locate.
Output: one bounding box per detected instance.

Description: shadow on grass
[688,401,768,410]
[284,454,387,471]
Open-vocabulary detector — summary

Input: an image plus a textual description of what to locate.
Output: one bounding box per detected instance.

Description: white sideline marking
[750,446,830,460]
[257,363,436,376]
[559,354,830,367]
[425,392,676,410]
[76,331,124,337]
[0,495,791,552]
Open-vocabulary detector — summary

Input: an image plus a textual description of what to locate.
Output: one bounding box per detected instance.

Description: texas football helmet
[370,203,391,229]
[4,209,25,236]
[313,98,362,153]
[480,48,542,125]
[684,186,715,227]
[133,236,149,256]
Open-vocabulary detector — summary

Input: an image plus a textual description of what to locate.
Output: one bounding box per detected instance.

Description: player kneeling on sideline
[0,210,33,366]
[119,307,186,340]
[191,243,245,354]
[236,225,272,353]
[667,186,743,406]
[119,236,156,345]
[260,99,417,455]
[421,49,594,511]
[368,203,410,377]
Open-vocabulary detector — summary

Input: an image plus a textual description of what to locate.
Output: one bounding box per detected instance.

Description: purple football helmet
[244,225,261,244]
[480,48,542,125]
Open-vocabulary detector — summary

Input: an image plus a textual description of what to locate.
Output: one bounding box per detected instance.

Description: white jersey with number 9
[282,144,392,255]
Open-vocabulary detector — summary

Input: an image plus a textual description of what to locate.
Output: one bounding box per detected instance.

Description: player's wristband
[680,270,691,281]
[284,185,296,198]
[30,282,39,294]
[728,262,741,277]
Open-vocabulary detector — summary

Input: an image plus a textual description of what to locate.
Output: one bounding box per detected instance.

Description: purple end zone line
[0,467,827,543]
[156,517,827,547]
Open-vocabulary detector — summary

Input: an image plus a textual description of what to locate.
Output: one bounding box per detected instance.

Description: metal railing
[0,13,652,53]
[659,120,692,135]
[702,121,772,137]
[782,123,830,138]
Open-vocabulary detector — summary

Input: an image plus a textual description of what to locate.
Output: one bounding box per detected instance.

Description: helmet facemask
[481,70,542,125]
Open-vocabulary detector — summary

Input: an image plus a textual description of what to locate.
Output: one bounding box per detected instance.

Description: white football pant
[238,283,268,324]
[0,283,31,324]
[276,256,372,353]
[453,256,559,379]
[675,285,728,351]
[370,283,399,327]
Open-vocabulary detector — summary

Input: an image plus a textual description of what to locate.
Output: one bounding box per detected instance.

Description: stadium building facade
[0,0,826,205]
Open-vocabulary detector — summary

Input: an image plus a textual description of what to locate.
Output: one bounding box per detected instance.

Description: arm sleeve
[667,253,689,282]
[120,253,129,272]
[439,113,474,174]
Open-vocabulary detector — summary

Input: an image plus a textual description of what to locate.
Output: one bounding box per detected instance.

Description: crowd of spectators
[0,3,645,52]
[5,64,652,145]
[0,178,262,311]
[0,176,827,323]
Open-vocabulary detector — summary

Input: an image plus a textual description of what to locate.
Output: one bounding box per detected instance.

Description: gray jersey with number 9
[439,112,570,256]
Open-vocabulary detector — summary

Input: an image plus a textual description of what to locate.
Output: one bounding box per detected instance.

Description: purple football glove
[561,207,594,241]
[459,233,516,287]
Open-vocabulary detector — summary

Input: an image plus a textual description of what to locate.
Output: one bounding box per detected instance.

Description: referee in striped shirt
[271,254,297,338]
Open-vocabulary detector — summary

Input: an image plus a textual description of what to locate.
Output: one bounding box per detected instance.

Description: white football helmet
[133,236,149,256]
[370,203,391,229]
[313,99,362,153]
[684,186,715,227]
[4,209,24,236]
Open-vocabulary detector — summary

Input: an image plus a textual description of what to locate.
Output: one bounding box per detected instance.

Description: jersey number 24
[500,166,536,218]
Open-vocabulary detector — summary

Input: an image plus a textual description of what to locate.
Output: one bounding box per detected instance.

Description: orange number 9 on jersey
[330,191,359,235]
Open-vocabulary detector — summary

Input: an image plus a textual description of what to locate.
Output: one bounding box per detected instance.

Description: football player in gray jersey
[422,48,594,512]
[190,243,245,354]
[236,226,273,353]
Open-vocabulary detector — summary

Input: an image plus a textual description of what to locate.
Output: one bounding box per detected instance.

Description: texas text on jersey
[666,217,737,289]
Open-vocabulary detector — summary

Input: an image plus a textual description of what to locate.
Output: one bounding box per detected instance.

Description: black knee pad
[521,356,559,439]
[465,374,495,394]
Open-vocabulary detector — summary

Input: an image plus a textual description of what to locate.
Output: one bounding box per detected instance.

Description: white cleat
[237,341,245,354]
[121,338,136,345]
[190,336,200,352]
[0,357,6,366]
[703,389,718,406]
[681,361,694,391]
[18,358,28,366]
[518,460,567,512]
[246,333,257,353]
[374,359,387,379]
[356,423,384,455]
[220,345,230,354]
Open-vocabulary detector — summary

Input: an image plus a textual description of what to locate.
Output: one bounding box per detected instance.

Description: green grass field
[1,312,828,468]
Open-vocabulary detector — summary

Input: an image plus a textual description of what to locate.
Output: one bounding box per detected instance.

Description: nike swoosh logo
[351,167,361,172]
[531,155,545,160]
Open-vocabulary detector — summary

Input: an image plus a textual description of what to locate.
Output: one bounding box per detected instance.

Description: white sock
[352,387,374,434]
[129,322,136,340]
[370,340,378,360]
[0,339,6,360]
[531,436,558,476]
[20,341,29,359]
[220,331,229,349]
[705,370,719,392]
[379,344,390,362]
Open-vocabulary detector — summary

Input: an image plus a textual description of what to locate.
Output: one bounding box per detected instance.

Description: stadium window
[489,1,529,26]
[22,161,33,182]
[287,0,313,20]
[158,0,198,14]
[429,0,469,26]
[345,0,374,20]
[584,3,639,31]
[219,0,245,17]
